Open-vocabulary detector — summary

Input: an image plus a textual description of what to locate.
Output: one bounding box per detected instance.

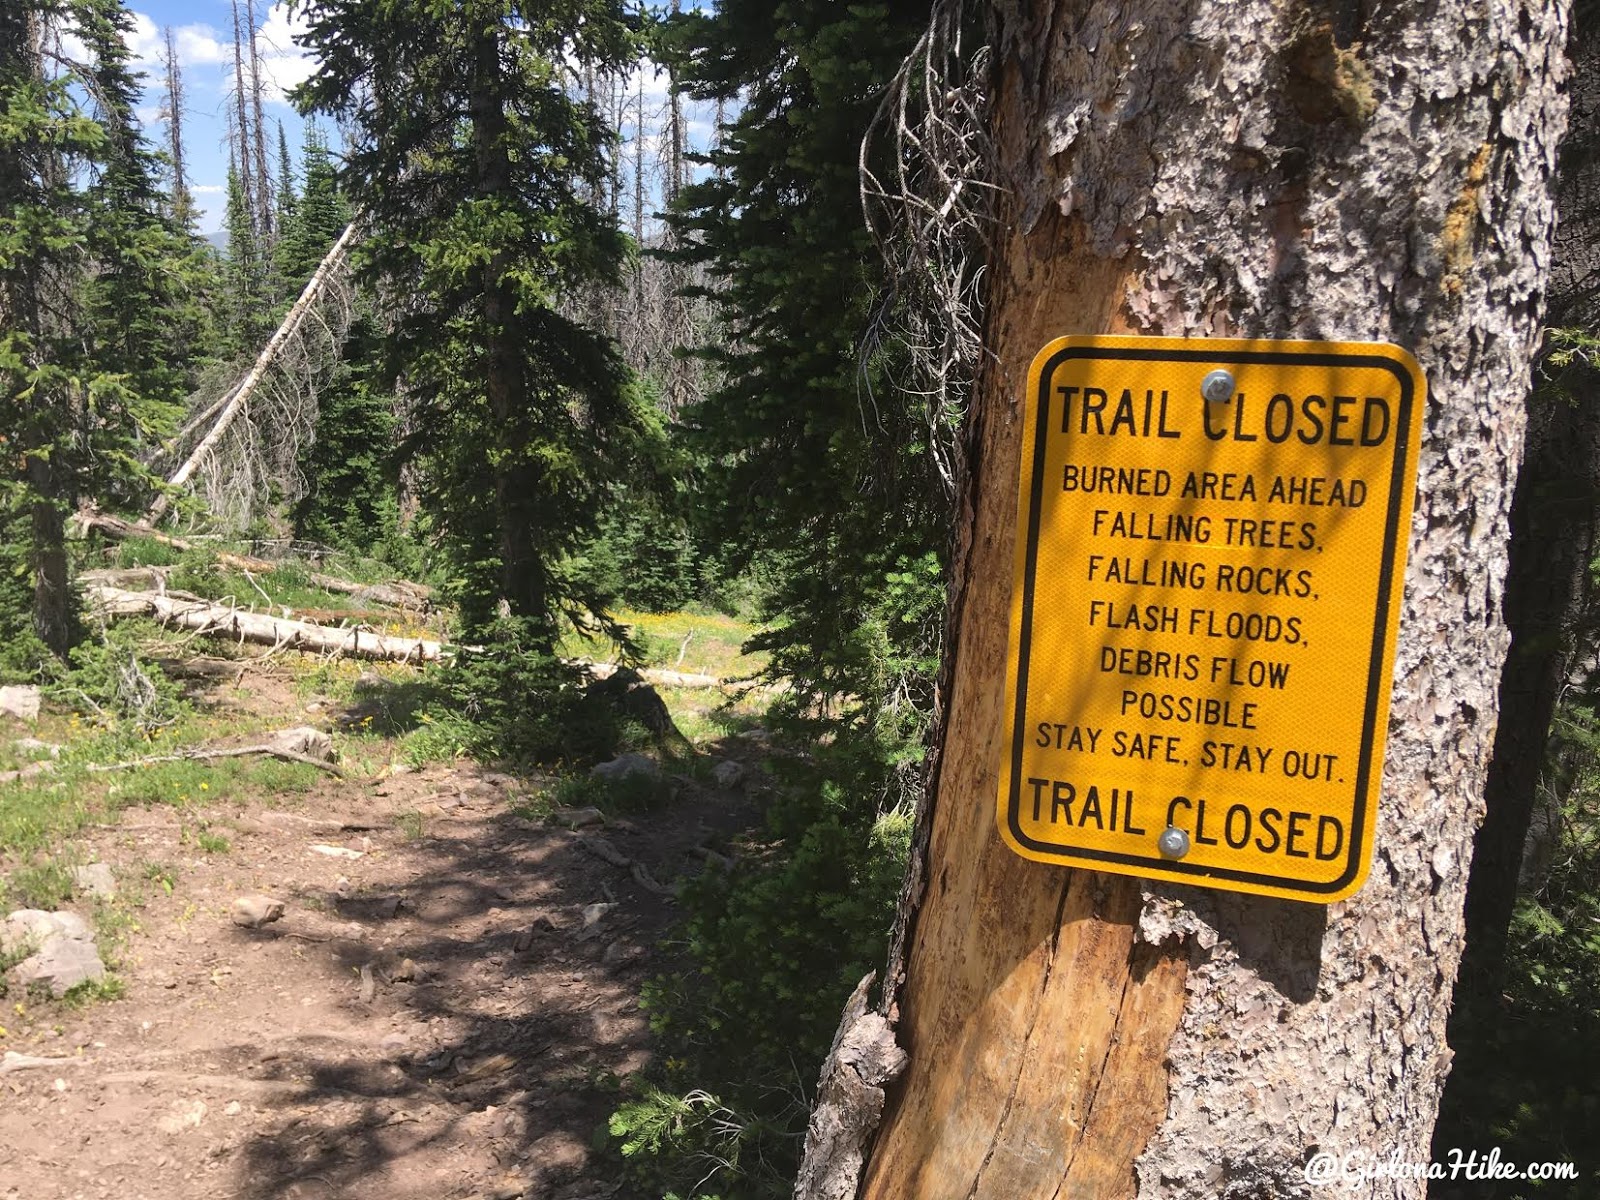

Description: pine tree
[274,122,345,288]
[275,123,297,257]
[222,163,267,352]
[74,0,197,439]
[1,0,202,657]
[665,0,941,732]
[295,0,651,642]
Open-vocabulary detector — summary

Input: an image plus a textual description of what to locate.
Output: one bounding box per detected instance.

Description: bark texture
[809,0,1570,1196]
[1449,2,1600,1044]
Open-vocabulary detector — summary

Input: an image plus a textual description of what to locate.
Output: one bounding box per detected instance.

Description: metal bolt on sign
[1201,369,1235,402]
[1158,826,1191,860]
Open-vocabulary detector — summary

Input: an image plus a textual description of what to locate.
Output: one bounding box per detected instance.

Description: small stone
[11,935,106,998]
[356,669,384,690]
[579,902,614,938]
[711,760,747,789]
[551,806,604,829]
[70,864,116,899]
[269,726,335,763]
[0,685,41,721]
[224,1101,243,1117]
[231,895,286,929]
[309,843,363,860]
[601,941,641,966]
[484,1174,529,1200]
[589,753,659,784]
[11,737,60,757]
[156,1099,208,1134]
[2,909,88,955]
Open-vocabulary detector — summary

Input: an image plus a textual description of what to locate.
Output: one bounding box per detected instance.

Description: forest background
[1,1,1596,1197]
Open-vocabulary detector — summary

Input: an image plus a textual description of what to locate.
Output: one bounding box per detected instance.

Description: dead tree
[159,26,191,224]
[146,223,358,526]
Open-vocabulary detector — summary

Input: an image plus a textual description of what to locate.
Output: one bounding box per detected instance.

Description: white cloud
[192,184,226,195]
[256,1,317,106]
[123,11,163,65]
[174,24,231,68]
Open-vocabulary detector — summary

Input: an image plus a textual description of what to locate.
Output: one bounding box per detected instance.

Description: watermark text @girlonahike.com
[1303,1147,1579,1190]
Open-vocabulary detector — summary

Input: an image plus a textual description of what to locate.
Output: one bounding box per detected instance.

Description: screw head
[1158,826,1191,860]
[1201,369,1235,403]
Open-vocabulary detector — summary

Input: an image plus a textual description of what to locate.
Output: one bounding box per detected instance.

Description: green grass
[61,975,126,1007]
[193,828,231,854]
[562,609,766,681]
[0,859,75,911]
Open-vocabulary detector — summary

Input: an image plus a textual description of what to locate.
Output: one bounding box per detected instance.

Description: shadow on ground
[216,742,769,1200]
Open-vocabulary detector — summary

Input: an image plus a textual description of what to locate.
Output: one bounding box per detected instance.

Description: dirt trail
[0,741,761,1200]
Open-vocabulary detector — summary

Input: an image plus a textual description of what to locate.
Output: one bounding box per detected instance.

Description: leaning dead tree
[146,223,359,527]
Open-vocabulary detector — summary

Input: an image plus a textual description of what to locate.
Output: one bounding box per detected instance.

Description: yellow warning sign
[997,336,1424,902]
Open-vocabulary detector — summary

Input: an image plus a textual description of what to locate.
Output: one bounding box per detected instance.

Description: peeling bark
[800,0,1570,1195]
[795,975,909,1200]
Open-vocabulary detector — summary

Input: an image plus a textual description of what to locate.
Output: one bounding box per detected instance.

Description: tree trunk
[1444,0,1600,1107]
[230,0,255,222]
[161,25,191,224]
[86,585,446,663]
[470,24,545,628]
[245,0,272,242]
[798,0,1569,1196]
[29,459,71,659]
[144,222,357,524]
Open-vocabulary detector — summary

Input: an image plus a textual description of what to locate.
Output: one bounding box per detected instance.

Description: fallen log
[87,743,344,778]
[76,509,434,610]
[86,584,446,664]
[583,660,725,689]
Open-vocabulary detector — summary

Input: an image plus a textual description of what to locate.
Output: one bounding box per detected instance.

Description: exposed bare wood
[86,585,446,664]
[581,661,724,690]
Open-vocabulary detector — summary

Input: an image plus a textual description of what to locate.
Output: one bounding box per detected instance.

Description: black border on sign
[1006,345,1416,896]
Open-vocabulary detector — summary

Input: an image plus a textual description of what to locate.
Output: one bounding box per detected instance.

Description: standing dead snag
[796,0,1570,1197]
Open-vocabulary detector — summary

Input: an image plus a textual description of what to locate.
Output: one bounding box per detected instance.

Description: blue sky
[115,1,706,234]
[116,0,319,231]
